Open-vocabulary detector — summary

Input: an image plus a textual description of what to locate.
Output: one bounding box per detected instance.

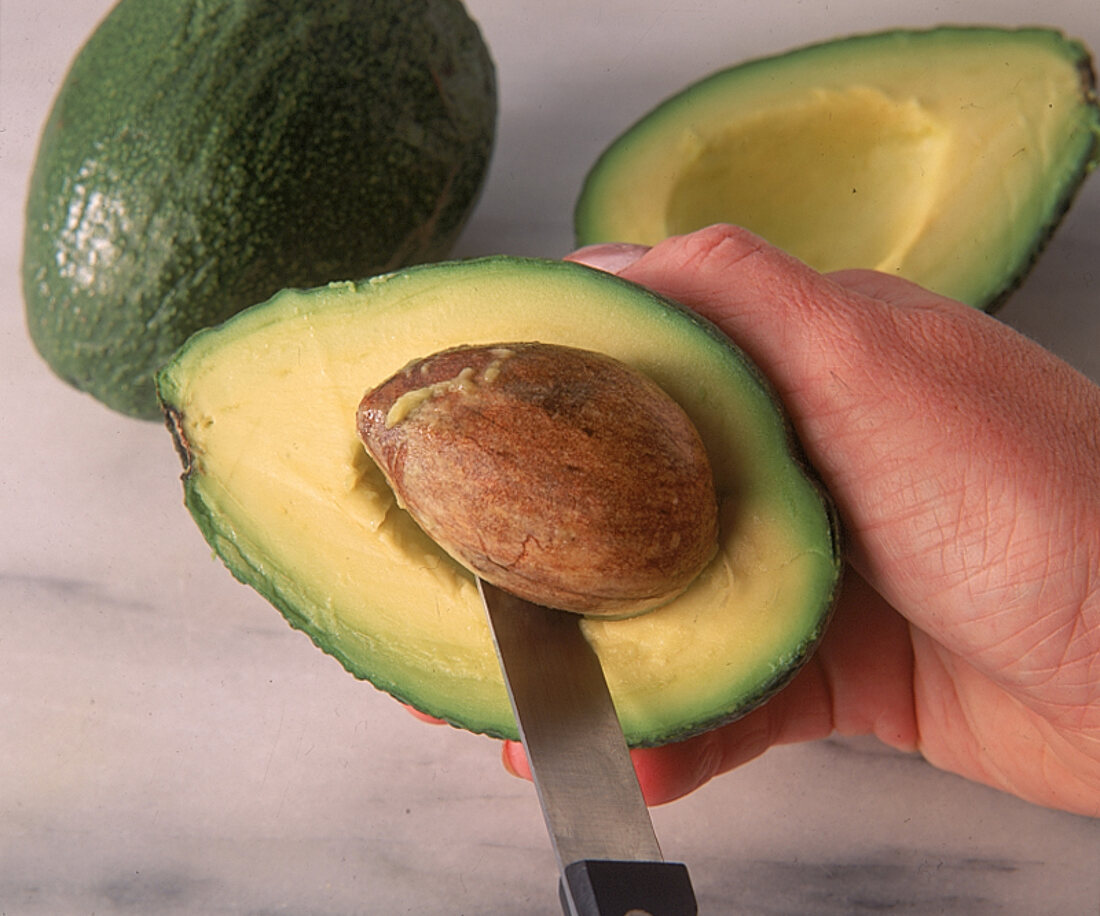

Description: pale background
[2,1,1098,913]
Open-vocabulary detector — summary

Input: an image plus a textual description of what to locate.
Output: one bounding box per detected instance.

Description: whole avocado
[23,0,497,419]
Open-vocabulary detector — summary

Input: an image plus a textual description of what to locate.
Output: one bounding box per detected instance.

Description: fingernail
[402,703,447,726]
[565,242,650,274]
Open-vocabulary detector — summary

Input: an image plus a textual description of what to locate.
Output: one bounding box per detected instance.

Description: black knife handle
[559,859,697,916]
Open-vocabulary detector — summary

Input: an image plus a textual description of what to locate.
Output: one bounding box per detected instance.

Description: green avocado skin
[23,0,496,419]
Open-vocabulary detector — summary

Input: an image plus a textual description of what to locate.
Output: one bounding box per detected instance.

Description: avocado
[23,0,496,420]
[156,257,841,747]
[575,27,1100,311]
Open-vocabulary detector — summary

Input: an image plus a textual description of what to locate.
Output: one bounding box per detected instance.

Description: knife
[478,578,698,916]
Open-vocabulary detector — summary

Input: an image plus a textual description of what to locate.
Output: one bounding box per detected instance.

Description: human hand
[496,225,1100,817]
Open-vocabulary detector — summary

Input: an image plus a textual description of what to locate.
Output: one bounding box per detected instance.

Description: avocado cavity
[575,26,1100,310]
[666,87,950,272]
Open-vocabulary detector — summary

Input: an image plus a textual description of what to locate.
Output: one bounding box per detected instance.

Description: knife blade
[478,577,697,916]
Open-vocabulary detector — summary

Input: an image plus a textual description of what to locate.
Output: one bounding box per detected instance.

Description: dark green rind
[575,26,1100,312]
[983,44,1100,312]
[618,276,844,747]
[157,256,843,747]
[24,0,496,419]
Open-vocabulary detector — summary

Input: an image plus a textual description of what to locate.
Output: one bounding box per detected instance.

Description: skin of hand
[491,225,1100,817]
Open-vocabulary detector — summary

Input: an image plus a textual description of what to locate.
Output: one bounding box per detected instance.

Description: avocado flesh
[157,257,840,747]
[23,0,496,419]
[575,27,1100,310]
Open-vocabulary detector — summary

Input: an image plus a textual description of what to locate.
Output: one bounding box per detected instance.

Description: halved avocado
[575,27,1100,311]
[156,257,840,747]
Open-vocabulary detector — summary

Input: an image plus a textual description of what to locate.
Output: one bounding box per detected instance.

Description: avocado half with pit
[23,0,496,420]
[575,26,1100,311]
[157,257,841,747]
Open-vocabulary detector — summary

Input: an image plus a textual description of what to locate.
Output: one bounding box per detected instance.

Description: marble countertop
[2,1,1097,913]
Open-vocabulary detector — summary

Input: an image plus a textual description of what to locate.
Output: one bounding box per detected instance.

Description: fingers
[499,568,921,804]
[499,730,740,807]
[500,659,832,805]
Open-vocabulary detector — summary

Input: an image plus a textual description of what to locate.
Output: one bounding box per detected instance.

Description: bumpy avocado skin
[23,0,496,419]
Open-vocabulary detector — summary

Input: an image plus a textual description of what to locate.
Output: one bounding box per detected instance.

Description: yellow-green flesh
[576,28,1100,309]
[158,257,839,746]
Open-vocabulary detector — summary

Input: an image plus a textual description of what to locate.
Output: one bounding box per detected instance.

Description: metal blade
[478,578,662,869]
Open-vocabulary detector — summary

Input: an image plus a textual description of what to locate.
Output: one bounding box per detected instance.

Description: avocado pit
[357,342,720,616]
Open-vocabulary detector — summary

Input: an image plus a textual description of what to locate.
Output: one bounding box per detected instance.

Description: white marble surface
[3,1,1099,913]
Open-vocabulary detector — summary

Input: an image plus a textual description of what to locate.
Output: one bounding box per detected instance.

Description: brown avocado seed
[356,342,719,616]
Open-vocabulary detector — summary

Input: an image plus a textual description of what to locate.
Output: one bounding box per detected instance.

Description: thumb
[614,224,914,454]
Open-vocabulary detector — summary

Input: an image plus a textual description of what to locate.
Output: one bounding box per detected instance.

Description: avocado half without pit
[157,257,841,747]
[575,26,1100,311]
